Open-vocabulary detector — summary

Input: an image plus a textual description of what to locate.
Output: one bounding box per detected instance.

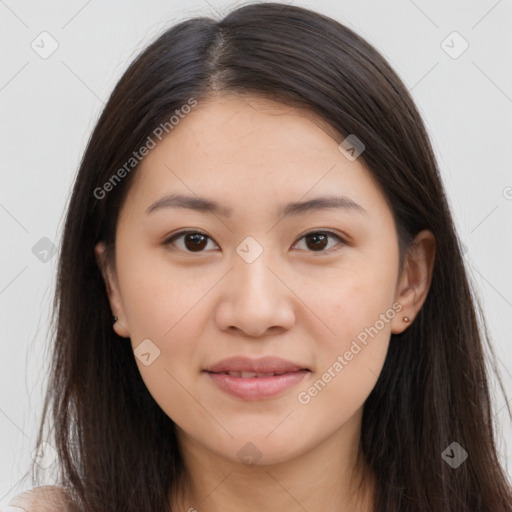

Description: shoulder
[4,485,73,512]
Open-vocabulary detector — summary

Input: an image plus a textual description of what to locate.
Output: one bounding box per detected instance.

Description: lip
[203,355,309,374]
[205,370,310,400]
[203,356,311,400]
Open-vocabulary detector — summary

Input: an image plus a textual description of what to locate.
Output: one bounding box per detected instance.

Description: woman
[7,2,512,511]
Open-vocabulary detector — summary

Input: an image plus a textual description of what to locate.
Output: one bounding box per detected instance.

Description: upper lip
[204,356,310,374]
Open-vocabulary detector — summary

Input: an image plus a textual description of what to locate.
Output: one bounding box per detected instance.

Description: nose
[215,248,296,338]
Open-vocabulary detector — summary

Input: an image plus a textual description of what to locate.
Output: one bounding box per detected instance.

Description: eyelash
[163,229,347,255]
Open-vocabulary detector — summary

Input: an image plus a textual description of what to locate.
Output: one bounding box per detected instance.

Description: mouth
[203,369,310,400]
[202,356,311,399]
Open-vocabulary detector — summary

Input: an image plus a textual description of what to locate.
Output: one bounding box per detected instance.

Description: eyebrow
[145,193,367,218]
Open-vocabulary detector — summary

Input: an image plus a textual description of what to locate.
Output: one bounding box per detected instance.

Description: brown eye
[305,232,328,251]
[164,231,218,252]
[294,230,346,254]
[183,232,208,251]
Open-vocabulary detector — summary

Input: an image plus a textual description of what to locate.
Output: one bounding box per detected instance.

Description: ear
[391,229,436,334]
[94,241,130,338]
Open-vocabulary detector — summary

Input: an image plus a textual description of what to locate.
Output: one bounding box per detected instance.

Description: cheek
[115,247,214,419]
[126,307,208,426]
[314,256,396,342]
[306,259,396,404]
[116,242,211,340]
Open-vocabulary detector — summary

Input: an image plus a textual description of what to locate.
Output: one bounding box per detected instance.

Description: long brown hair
[28,2,512,510]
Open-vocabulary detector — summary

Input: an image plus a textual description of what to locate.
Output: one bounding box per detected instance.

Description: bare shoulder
[5,485,74,512]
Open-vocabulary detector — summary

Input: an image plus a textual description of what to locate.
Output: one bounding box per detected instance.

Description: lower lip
[204,370,310,400]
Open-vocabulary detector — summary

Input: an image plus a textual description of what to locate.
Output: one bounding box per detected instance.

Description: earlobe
[94,241,130,338]
[391,230,436,334]
[112,317,130,338]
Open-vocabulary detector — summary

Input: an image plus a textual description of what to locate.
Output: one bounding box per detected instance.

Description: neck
[170,415,375,512]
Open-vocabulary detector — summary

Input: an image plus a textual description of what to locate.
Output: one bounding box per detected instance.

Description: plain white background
[1,0,511,503]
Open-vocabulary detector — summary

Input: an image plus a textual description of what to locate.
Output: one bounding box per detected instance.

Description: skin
[6,485,72,511]
[95,93,436,512]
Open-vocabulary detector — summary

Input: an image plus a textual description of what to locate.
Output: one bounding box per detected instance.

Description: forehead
[175,93,342,152]
[135,93,345,178]
[122,93,388,223]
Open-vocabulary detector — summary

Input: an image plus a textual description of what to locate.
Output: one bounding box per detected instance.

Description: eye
[163,230,219,253]
[164,229,346,254]
[293,230,346,254]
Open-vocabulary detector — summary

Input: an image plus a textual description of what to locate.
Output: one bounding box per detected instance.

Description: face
[96,93,435,468]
